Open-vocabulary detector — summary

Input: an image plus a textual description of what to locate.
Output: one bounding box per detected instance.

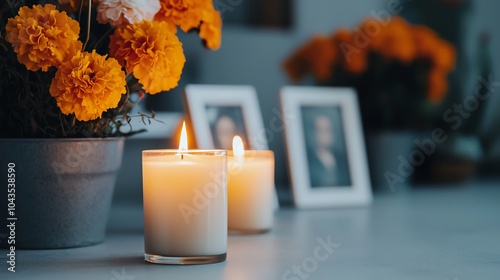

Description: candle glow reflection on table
[227,136,275,233]
[142,122,227,265]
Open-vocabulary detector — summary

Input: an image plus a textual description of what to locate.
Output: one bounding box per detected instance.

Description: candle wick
[181,154,184,160]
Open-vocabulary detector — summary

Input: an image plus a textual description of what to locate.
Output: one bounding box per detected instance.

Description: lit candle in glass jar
[227,136,275,233]
[142,122,227,264]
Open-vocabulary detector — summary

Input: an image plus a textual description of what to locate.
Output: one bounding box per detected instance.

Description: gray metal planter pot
[0,138,124,249]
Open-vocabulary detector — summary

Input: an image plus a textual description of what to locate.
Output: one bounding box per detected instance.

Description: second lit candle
[227,136,275,233]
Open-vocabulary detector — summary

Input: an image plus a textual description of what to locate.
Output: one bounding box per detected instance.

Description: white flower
[97,0,161,27]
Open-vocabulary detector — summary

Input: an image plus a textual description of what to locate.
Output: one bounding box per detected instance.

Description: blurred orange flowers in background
[283,36,337,82]
[284,16,456,104]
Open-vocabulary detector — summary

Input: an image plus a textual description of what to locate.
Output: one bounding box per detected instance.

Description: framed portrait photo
[184,84,268,150]
[280,86,372,208]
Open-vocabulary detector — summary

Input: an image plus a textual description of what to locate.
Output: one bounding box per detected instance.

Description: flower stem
[82,0,92,51]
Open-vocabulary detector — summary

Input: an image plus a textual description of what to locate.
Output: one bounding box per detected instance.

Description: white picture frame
[184,84,268,150]
[280,86,372,208]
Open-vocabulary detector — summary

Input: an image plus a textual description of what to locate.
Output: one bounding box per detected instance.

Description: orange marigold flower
[412,26,439,58]
[5,4,82,72]
[283,35,337,82]
[307,36,337,81]
[283,48,309,83]
[109,20,186,94]
[430,41,456,72]
[156,0,201,31]
[369,16,416,64]
[333,29,367,75]
[155,0,222,50]
[427,70,448,103]
[412,26,456,74]
[333,28,352,43]
[49,50,126,121]
[199,7,223,50]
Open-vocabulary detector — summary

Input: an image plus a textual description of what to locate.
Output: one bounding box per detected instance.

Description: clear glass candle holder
[142,150,227,265]
[227,150,275,233]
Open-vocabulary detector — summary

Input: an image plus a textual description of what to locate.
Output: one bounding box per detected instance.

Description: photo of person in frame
[301,106,351,188]
[206,105,249,150]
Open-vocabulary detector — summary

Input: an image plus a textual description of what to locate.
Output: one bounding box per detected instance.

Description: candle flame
[179,121,188,151]
[232,136,245,157]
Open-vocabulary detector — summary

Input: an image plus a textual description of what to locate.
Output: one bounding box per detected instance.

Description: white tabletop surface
[2,182,500,280]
